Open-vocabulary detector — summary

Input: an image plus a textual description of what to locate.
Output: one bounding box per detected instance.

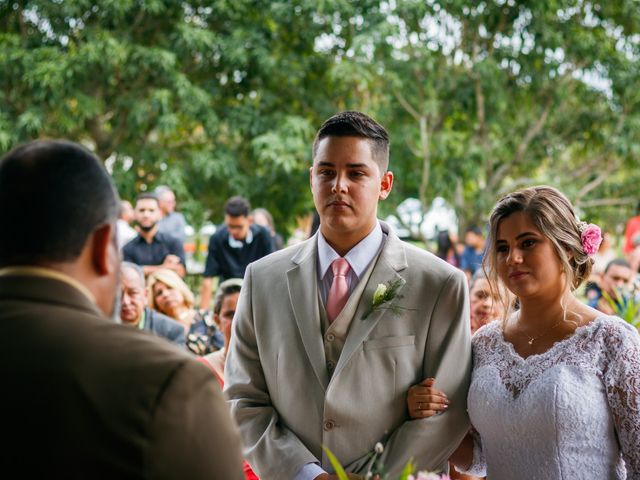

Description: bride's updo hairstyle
[483,186,593,319]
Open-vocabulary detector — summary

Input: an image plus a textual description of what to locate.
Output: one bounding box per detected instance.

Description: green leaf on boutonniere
[362,278,408,319]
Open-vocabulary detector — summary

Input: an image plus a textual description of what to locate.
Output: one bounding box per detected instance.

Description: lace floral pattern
[466,316,640,479]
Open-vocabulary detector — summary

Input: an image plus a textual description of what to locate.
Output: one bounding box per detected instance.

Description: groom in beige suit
[225,112,471,479]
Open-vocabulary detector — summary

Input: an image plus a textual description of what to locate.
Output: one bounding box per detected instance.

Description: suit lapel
[331,225,409,381]
[286,235,329,390]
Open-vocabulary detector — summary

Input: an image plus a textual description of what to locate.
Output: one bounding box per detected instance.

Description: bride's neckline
[496,314,610,362]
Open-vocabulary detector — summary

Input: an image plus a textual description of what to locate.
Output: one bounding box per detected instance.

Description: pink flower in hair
[580,223,602,256]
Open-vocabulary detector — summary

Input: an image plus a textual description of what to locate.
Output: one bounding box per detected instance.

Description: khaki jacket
[225,222,471,479]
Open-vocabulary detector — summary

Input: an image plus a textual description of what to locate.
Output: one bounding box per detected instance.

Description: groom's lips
[328,200,351,209]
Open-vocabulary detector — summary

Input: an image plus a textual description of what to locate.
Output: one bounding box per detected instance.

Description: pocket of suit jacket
[363,335,415,351]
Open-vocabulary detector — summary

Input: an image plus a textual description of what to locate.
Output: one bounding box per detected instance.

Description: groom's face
[310,136,393,246]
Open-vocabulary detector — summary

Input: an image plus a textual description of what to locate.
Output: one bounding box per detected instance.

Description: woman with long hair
[147,269,224,355]
[408,186,640,478]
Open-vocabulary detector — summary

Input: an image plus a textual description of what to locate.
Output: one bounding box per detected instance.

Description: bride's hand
[407,377,449,419]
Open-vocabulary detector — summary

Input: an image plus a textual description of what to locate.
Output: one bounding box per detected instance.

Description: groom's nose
[331,172,349,194]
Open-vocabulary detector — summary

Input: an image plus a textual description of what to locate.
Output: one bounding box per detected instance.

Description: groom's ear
[379,171,393,200]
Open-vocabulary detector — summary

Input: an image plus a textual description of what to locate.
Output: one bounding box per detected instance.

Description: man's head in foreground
[0,139,120,316]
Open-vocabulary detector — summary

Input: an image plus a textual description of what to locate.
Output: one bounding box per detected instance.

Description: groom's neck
[320,223,377,257]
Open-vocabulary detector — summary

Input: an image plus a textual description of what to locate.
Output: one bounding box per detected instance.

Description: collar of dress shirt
[317,222,383,280]
[0,265,96,304]
[228,226,253,248]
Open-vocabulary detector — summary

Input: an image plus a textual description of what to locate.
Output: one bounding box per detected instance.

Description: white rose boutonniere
[373,283,388,305]
[362,278,412,319]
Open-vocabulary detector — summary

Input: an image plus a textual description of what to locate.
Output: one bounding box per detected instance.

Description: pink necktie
[326,258,351,324]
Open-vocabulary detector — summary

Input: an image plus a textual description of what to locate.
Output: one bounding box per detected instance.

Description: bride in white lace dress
[408,186,640,479]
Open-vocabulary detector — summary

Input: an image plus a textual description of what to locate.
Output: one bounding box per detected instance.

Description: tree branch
[577,197,638,208]
[514,96,553,165]
[394,89,421,122]
[418,116,431,210]
[574,158,618,202]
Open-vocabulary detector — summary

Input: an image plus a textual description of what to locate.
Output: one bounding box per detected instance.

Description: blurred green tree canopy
[1,0,639,237]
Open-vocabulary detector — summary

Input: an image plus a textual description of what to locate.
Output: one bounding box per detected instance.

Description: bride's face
[494,211,566,302]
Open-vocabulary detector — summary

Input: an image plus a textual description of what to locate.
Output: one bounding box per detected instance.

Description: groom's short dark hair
[312,111,390,172]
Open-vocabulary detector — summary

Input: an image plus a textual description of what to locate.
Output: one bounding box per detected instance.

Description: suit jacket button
[323,420,335,431]
[325,333,335,342]
[327,360,335,371]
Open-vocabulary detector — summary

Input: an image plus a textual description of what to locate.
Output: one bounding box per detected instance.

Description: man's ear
[379,170,394,200]
[91,224,116,276]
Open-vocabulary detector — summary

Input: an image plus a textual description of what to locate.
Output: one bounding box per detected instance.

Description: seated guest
[120,262,185,347]
[202,278,259,480]
[469,269,513,334]
[123,193,186,277]
[147,268,224,355]
[586,258,634,314]
[202,278,243,381]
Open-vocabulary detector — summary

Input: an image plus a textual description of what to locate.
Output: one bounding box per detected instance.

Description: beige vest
[319,250,382,378]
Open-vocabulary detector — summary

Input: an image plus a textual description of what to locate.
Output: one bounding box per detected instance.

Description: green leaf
[398,457,416,480]
[322,446,350,480]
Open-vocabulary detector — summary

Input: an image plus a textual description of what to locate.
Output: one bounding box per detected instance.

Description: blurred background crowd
[118,185,640,363]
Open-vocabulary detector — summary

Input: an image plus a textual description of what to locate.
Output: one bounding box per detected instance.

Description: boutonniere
[362,278,411,319]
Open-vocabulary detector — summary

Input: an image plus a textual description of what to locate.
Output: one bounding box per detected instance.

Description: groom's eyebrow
[316,161,370,169]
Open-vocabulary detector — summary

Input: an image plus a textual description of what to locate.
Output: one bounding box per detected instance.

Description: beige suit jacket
[225,222,471,479]
[0,273,244,479]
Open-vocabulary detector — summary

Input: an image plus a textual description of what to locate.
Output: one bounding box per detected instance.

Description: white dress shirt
[317,222,384,307]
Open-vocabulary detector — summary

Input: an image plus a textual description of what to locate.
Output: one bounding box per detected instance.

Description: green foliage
[602,289,640,328]
[398,458,417,480]
[324,444,442,480]
[323,445,350,480]
[2,1,640,237]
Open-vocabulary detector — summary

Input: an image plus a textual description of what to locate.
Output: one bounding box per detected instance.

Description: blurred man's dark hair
[224,196,251,217]
[135,192,159,204]
[312,111,390,171]
[604,258,631,274]
[466,225,483,236]
[213,278,243,316]
[0,140,119,267]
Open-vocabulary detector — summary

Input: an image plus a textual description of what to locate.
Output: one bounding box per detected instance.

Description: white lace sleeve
[454,429,486,477]
[603,321,640,477]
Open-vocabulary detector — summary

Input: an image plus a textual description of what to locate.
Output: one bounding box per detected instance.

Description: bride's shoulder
[590,315,640,348]
[573,315,640,364]
[472,320,502,345]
